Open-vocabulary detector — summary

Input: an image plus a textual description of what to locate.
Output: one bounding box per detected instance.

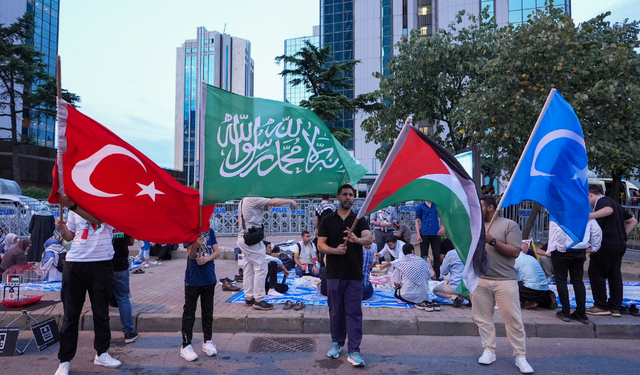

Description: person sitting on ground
[138,240,151,268]
[433,246,468,308]
[362,243,375,300]
[392,243,437,310]
[514,245,558,310]
[394,221,412,245]
[265,243,290,297]
[294,230,321,278]
[0,237,30,273]
[180,229,220,362]
[374,236,406,270]
[40,238,66,282]
[523,240,554,283]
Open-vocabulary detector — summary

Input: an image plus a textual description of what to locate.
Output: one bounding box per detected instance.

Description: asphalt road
[3,332,639,375]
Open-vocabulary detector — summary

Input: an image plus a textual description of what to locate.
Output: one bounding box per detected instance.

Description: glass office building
[283,35,320,106]
[174,27,254,186]
[508,0,571,25]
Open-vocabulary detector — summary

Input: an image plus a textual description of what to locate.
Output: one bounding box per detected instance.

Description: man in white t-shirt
[237,197,298,311]
[53,196,121,375]
[294,230,321,277]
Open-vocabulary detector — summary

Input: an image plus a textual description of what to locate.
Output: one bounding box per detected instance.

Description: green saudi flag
[199,84,368,205]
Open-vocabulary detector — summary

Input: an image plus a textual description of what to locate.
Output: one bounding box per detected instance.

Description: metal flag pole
[485,88,557,232]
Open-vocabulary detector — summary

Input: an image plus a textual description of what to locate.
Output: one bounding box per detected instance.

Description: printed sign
[0,328,19,356]
[31,317,60,351]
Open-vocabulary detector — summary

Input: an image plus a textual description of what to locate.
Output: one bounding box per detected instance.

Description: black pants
[157,244,174,261]
[58,261,113,362]
[588,247,626,310]
[181,283,215,347]
[375,229,395,264]
[420,235,442,278]
[265,261,278,293]
[551,250,586,315]
[518,281,556,309]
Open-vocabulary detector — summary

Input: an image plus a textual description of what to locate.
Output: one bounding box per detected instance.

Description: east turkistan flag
[500,89,589,243]
[358,122,488,295]
[199,84,367,204]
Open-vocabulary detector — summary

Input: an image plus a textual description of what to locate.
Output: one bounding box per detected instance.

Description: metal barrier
[0,202,64,238]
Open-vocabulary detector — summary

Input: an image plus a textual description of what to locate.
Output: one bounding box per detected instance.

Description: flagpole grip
[343,218,359,246]
[57,55,63,214]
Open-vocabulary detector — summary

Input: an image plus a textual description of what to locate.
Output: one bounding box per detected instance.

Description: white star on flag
[136,181,164,202]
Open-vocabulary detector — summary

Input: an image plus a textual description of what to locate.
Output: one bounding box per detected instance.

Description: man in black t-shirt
[111,232,138,344]
[317,184,372,368]
[587,185,638,317]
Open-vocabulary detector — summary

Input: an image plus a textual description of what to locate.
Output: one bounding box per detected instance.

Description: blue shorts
[139,249,149,259]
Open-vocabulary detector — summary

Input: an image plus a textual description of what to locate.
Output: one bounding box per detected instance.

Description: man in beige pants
[472,195,533,374]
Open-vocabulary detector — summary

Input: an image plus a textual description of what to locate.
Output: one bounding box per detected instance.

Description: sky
[57,0,640,169]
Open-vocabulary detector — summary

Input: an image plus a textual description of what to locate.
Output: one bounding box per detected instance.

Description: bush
[22,186,50,199]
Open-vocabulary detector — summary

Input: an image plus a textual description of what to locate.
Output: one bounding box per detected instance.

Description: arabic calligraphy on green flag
[199,83,368,205]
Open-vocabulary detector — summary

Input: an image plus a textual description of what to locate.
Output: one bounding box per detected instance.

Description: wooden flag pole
[56,55,63,214]
[485,88,557,233]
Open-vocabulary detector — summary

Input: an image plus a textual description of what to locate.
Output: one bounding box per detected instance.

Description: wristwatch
[489,238,497,246]
[69,203,78,211]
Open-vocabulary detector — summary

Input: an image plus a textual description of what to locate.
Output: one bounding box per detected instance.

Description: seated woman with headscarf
[39,238,67,282]
[0,235,31,273]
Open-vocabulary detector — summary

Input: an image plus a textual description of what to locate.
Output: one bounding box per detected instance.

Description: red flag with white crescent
[48,99,213,243]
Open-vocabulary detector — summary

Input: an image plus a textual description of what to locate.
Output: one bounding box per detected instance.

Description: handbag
[240,199,264,246]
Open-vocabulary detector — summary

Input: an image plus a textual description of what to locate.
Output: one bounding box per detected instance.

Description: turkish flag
[48,99,214,243]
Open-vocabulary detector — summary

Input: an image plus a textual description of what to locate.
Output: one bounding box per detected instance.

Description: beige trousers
[471,278,526,357]
[237,237,267,303]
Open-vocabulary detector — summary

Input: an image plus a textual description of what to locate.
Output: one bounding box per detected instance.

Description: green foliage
[275,41,380,144]
[361,10,499,160]
[21,186,49,199]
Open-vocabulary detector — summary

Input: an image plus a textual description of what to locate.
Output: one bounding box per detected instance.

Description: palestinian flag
[358,122,488,295]
[6,276,20,284]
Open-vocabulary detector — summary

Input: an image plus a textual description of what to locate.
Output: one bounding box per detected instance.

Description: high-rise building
[174,27,254,186]
[319,0,570,177]
[283,30,320,106]
[0,0,60,147]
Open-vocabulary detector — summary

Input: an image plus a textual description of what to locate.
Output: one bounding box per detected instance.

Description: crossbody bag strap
[240,199,247,232]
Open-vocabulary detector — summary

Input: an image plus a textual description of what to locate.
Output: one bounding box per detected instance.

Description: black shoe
[522,300,538,310]
[253,300,274,310]
[570,312,590,324]
[234,274,244,282]
[549,292,558,310]
[124,331,139,344]
[630,304,640,317]
[245,298,255,306]
[620,306,631,315]
[222,280,241,292]
[556,311,570,322]
[238,268,243,275]
[431,301,441,311]
[453,296,464,308]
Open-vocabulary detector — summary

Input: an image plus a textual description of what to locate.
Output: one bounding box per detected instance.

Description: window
[420,26,428,35]
[419,6,430,15]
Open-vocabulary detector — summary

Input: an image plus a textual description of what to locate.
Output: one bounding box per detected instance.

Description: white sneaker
[54,362,70,375]
[267,289,284,297]
[94,352,122,368]
[180,344,198,361]
[478,349,496,365]
[515,356,534,373]
[203,340,218,356]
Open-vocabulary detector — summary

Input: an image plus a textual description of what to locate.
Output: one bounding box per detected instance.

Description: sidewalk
[3,252,640,340]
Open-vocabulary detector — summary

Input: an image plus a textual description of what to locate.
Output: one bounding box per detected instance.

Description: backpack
[55,251,67,273]
[277,253,295,270]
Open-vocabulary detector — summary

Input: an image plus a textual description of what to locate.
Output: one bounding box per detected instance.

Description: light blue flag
[501,89,589,242]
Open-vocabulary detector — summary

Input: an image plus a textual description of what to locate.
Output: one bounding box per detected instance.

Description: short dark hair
[402,243,415,255]
[301,230,310,237]
[337,184,355,195]
[263,240,271,247]
[272,245,281,253]
[589,184,604,195]
[385,235,398,244]
[480,195,498,211]
[321,194,330,200]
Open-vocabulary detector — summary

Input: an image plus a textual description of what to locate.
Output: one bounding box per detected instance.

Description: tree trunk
[10,95,21,186]
[522,202,541,239]
[610,172,623,204]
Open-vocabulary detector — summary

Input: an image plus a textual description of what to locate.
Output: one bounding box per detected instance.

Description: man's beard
[340,200,353,210]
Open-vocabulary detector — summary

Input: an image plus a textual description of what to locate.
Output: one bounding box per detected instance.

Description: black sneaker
[234,274,244,282]
[414,301,434,311]
[556,311,570,322]
[245,298,255,306]
[522,300,538,310]
[570,312,590,324]
[253,300,274,310]
[124,331,139,344]
[453,296,464,308]
[431,301,441,311]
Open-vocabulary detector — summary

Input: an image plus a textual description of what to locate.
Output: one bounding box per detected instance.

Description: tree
[360,10,498,160]
[0,14,80,186]
[275,41,379,144]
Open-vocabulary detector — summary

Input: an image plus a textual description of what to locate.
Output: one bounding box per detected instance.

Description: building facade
[174,27,254,186]
[283,32,320,106]
[319,0,571,178]
[0,0,60,148]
